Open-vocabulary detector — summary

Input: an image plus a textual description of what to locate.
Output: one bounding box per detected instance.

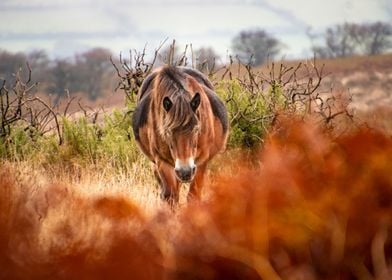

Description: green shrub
[60,110,141,170]
[62,117,99,161]
[0,124,47,163]
[215,79,285,148]
[0,110,142,173]
[98,110,140,169]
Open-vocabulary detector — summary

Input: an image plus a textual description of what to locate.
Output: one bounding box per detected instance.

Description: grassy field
[1,54,392,279]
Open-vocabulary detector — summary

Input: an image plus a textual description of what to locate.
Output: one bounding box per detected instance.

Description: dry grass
[1,116,392,279]
[358,106,392,135]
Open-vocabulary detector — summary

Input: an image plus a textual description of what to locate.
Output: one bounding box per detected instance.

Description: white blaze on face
[175,157,196,170]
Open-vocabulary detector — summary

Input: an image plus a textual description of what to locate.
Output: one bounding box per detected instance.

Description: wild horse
[132,66,228,205]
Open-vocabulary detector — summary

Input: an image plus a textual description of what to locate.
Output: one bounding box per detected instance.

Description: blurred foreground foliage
[1,117,391,279]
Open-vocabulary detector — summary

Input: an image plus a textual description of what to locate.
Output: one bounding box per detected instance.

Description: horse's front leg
[188,163,207,201]
[155,161,180,206]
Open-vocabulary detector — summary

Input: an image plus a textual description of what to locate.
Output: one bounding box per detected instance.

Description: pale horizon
[1,0,391,61]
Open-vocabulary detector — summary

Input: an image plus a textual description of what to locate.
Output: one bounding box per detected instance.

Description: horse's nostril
[175,167,194,182]
[191,166,196,174]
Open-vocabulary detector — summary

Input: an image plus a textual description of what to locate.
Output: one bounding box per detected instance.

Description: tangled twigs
[110,40,225,103]
[1,63,38,137]
[111,39,168,103]
[0,64,93,145]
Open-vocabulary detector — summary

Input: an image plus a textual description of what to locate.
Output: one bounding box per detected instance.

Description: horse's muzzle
[175,165,196,182]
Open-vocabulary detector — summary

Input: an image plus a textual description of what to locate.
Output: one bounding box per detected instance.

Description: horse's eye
[190,92,200,112]
[163,97,172,112]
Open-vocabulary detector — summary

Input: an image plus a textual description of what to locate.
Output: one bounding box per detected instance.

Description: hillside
[257,54,392,112]
[316,54,392,112]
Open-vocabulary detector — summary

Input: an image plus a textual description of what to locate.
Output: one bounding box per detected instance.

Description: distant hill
[318,54,392,112]
[269,54,392,112]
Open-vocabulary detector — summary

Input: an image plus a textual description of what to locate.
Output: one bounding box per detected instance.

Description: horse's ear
[163,97,172,112]
[190,92,200,112]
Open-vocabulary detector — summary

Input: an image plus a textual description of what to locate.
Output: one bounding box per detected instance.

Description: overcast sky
[0,0,391,60]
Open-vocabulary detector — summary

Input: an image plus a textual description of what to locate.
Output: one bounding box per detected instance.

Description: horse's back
[180,67,229,136]
[132,93,150,141]
[132,70,158,141]
[138,71,158,101]
[203,86,229,135]
[181,67,214,90]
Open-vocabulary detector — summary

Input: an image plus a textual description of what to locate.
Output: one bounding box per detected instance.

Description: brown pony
[132,66,228,204]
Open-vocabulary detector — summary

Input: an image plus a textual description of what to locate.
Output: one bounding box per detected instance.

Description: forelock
[160,95,199,137]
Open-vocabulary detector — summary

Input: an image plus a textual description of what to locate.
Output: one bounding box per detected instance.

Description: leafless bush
[111,40,196,104]
[194,47,220,73]
[0,64,100,145]
[110,41,223,102]
[0,63,42,138]
[219,56,354,139]
[111,48,154,103]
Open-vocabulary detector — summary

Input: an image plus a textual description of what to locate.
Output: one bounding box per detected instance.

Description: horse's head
[161,91,201,182]
[156,69,203,182]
